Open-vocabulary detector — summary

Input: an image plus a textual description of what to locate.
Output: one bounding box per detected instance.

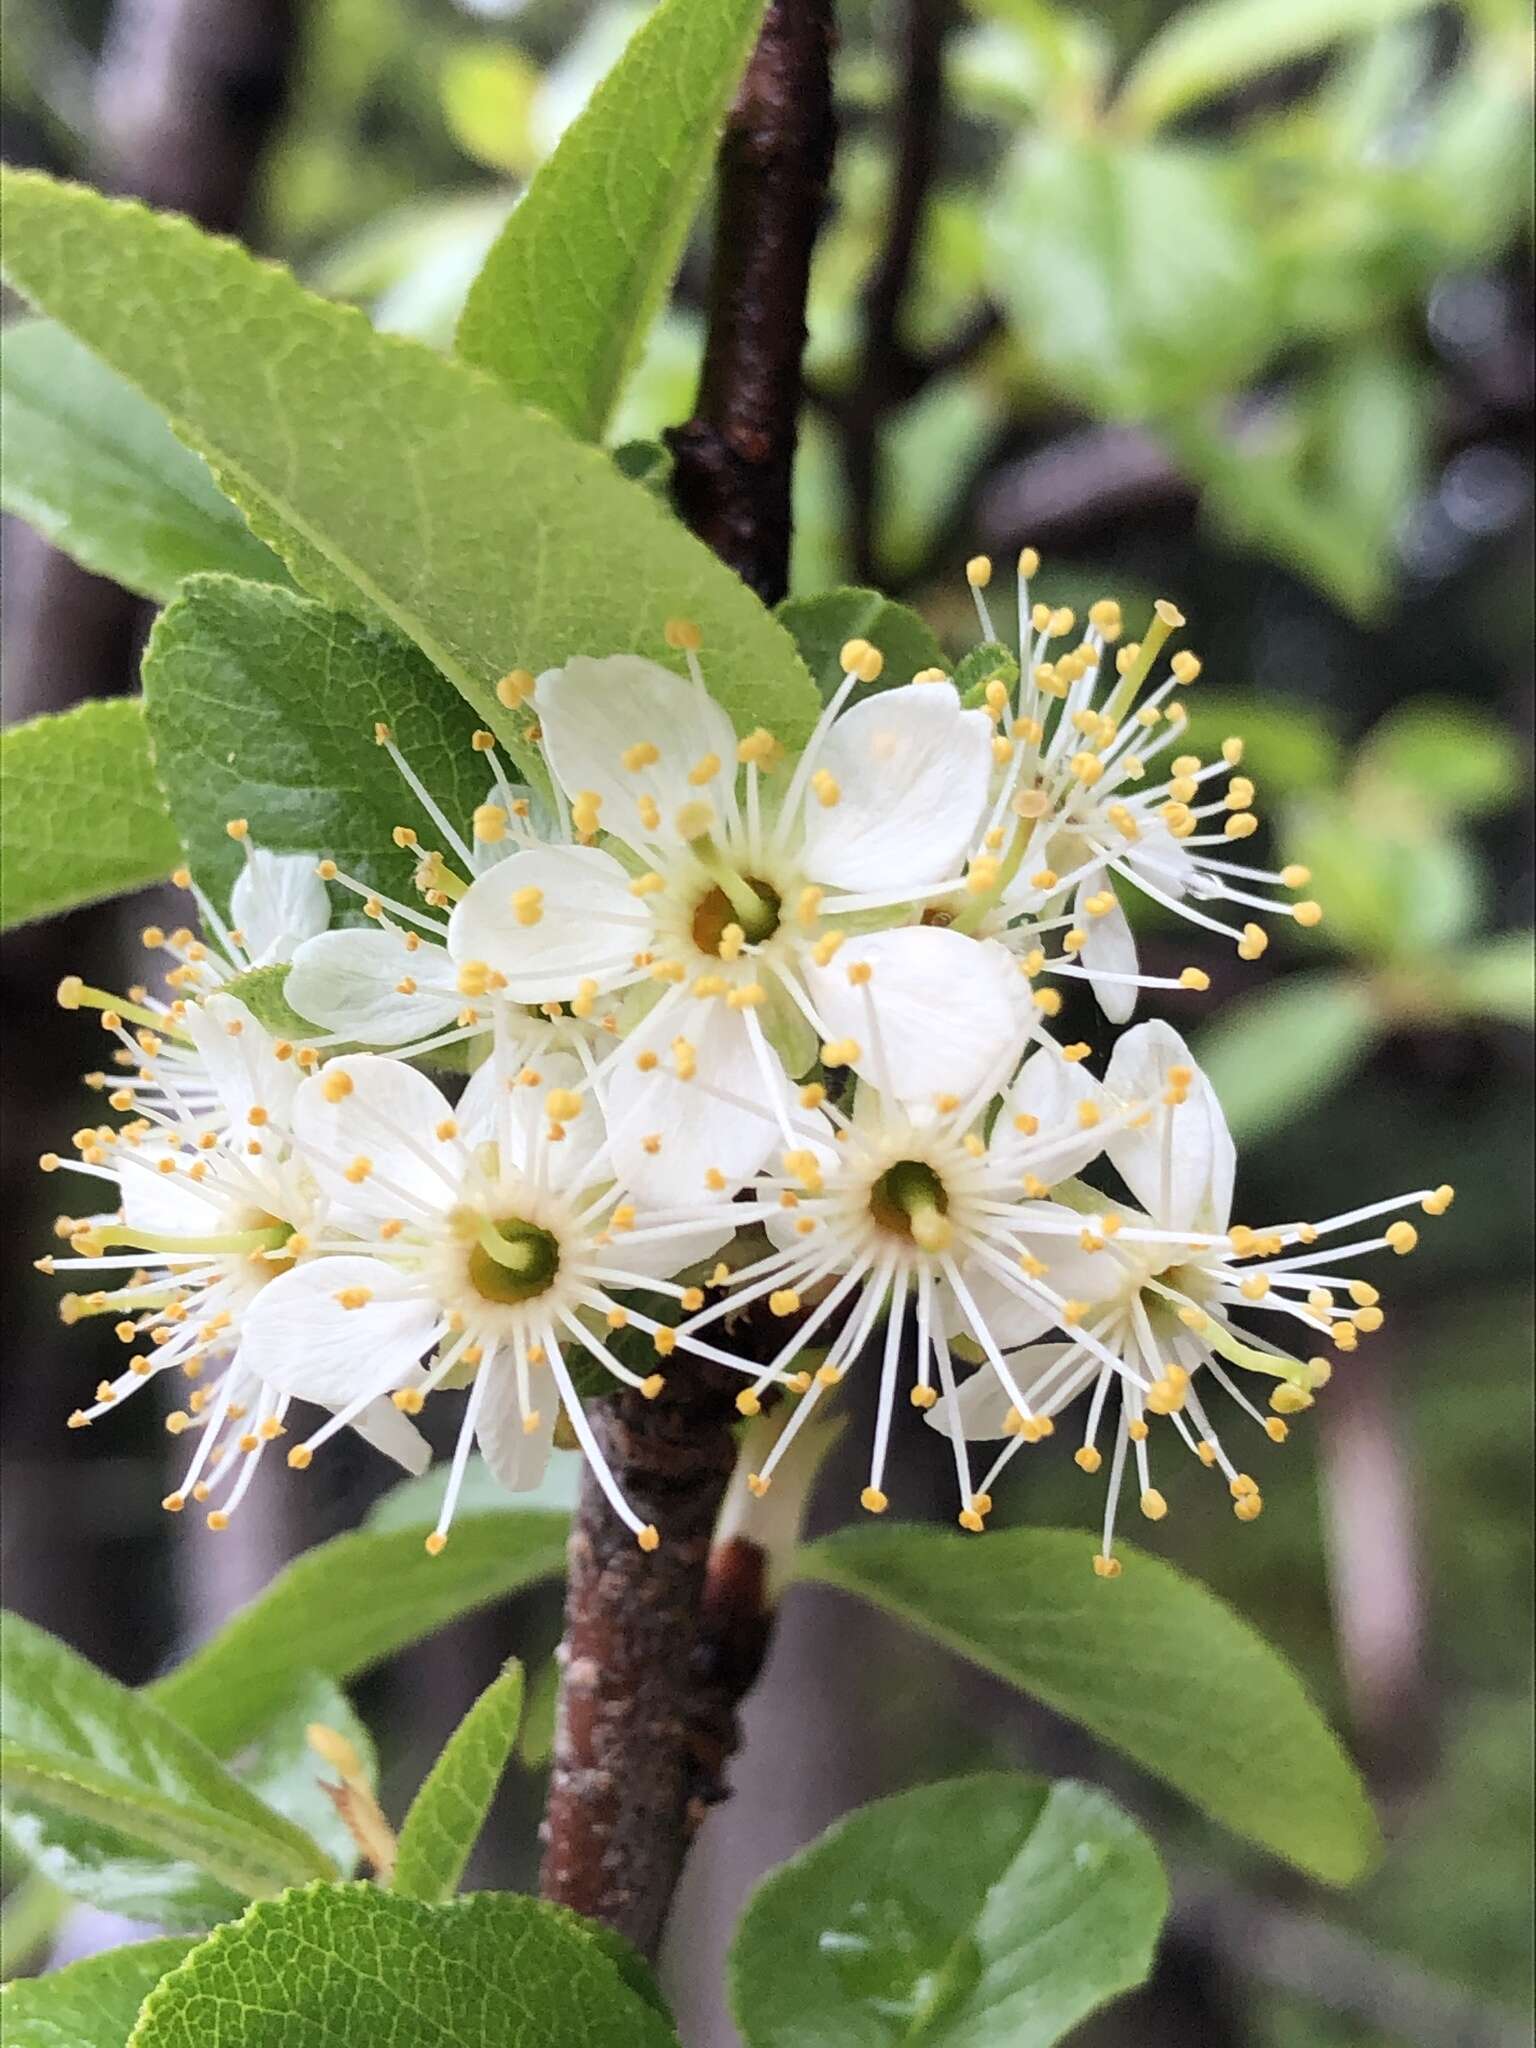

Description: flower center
[466,1214,561,1304]
[691,875,781,955]
[869,1158,952,1251]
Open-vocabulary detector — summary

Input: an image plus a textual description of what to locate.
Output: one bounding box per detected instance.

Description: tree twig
[666,0,837,604]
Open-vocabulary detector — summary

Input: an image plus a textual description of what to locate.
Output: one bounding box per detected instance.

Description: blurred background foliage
[2,1,1531,2044]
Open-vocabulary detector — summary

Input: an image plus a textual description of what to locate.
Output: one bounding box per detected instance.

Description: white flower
[446,635,1022,1203]
[667,1040,1163,1527]
[38,995,428,1528]
[930,1021,1454,1575]
[239,1048,748,1552]
[950,554,1323,1021]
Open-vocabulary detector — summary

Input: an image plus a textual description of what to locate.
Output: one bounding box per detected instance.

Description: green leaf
[1117,0,1432,132]
[127,1884,681,2047]
[1194,971,1378,1138]
[730,1774,1166,2048]
[439,45,542,177]
[1445,933,1536,1026]
[392,1662,524,1903]
[0,1613,335,1929]
[1284,794,1484,959]
[141,575,487,918]
[1357,698,1523,822]
[987,138,1270,419]
[147,1513,568,1757]
[239,1675,378,1880]
[366,1450,580,1532]
[0,1937,199,2048]
[1166,692,1343,799]
[776,588,946,702]
[953,642,1021,705]
[0,699,181,930]
[457,0,764,439]
[798,1527,1380,1885]
[0,170,820,754]
[0,319,286,604]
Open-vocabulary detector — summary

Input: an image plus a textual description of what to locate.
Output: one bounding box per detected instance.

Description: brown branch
[666,0,837,604]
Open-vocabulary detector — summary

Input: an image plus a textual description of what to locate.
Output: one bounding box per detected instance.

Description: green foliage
[0,1938,199,2048]
[1357,698,1523,821]
[775,588,946,700]
[0,699,181,931]
[126,1884,682,2047]
[141,576,487,917]
[240,1676,379,1881]
[988,138,1270,420]
[798,1527,1379,1885]
[458,0,764,440]
[1285,793,1483,958]
[439,46,542,177]
[730,1774,1166,2047]
[1195,972,1378,1138]
[953,641,1021,703]
[0,169,820,757]
[366,1453,580,1532]
[0,1614,335,1929]
[1117,0,1432,133]
[392,1662,525,1904]
[1449,933,1536,1024]
[0,320,285,603]
[146,1513,568,1757]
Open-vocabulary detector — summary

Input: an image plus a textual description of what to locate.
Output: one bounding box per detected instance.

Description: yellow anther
[958,1509,985,1533]
[225,818,249,840]
[688,752,721,787]
[623,741,660,772]
[820,1037,860,1067]
[1071,751,1105,786]
[1280,863,1311,888]
[630,871,666,896]
[1292,900,1324,927]
[909,1385,939,1410]
[496,669,536,708]
[1139,1489,1168,1522]
[664,617,703,651]
[746,1474,771,1498]
[769,1289,802,1317]
[1030,869,1059,891]
[737,727,781,766]
[810,769,840,807]
[638,795,661,830]
[1421,1184,1454,1215]
[1170,651,1201,684]
[545,1088,583,1122]
[725,982,767,1009]
[1386,1220,1418,1254]
[1092,1554,1122,1579]
[1033,988,1063,1017]
[966,554,992,588]
[1234,1494,1264,1523]
[674,799,715,839]
[571,790,602,839]
[512,886,544,925]
[287,1444,313,1470]
[425,1532,448,1556]
[322,1071,354,1103]
[471,730,497,753]
[1224,812,1258,839]
[1179,967,1211,990]
[1237,923,1269,960]
[860,1486,889,1514]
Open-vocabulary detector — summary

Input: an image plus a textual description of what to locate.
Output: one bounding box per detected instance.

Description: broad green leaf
[239,1674,378,1880]
[1195,971,1378,1138]
[1445,934,1535,1026]
[730,1774,1166,2048]
[1167,692,1343,799]
[366,1450,580,1532]
[0,1937,199,2048]
[798,1527,1379,1885]
[0,319,285,604]
[1118,0,1432,132]
[0,170,820,754]
[127,1884,682,2047]
[776,588,945,702]
[0,1614,335,1928]
[0,699,181,930]
[1357,698,1523,822]
[987,138,1270,419]
[147,1513,568,1757]
[1284,794,1483,959]
[141,575,487,918]
[392,1662,524,1903]
[0,1873,65,1979]
[457,0,763,438]
[1306,345,1427,577]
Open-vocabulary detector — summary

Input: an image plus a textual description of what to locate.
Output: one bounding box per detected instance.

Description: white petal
[942,1256,1056,1351]
[475,1360,556,1493]
[240,1257,436,1407]
[803,929,1024,1107]
[604,1213,736,1279]
[349,1394,432,1474]
[230,850,330,964]
[182,994,298,1126]
[1074,873,1138,1024]
[604,997,784,1204]
[798,683,993,893]
[535,656,737,851]
[292,1054,456,1224]
[927,1343,1082,1439]
[989,1049,1106,1187]
[1124,816,1198,900]
[449,844,650,1002]
[286,929,461,1045]
[1103,1020,1234,1233]
[118,1146,226,1237]
[459,1050,608,1193]
[1009,1201,1120,1305]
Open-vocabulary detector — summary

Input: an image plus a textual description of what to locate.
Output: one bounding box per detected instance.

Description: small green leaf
[611,438,675,495]
[953,641,1021,705]
[798,1527,1380,1885]
[776,588,946,702]
[0,170,820,753]
[147,1514,568,1758]
[0,319,285,603]
[238,1675,378,1880]
[1194,972,1379,1138]
[1117,0,1432,132]
[1445,933,1535,1026]
[730,1774,1166,2048]
[987,138,1270,419]
[0,699,181,931]
[126,1884,682,2047]
[517,1660,561,1770]
[440,45,542,177]
[1167,692,1343,799]
[0,1614,335,1929]
[392,1662,524,1903]
[366,1451,580,1532]
[1358,698,1523,822]
[457,0,765,439]
[141,575,487,918]
[0,1937,199,2048]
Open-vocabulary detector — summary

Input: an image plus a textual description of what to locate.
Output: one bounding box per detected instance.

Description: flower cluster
[40,562,1451,1572]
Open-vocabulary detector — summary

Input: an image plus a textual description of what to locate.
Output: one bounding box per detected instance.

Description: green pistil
[470,1215,559,1304]
[1101,604,1180,727]
[693,844,778,942]
[1146,1280,1320,1390]
[59,982,194,1044]
[871,1159,953,1251]
[950,820,1033,936]
[80,1222,292,1258]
